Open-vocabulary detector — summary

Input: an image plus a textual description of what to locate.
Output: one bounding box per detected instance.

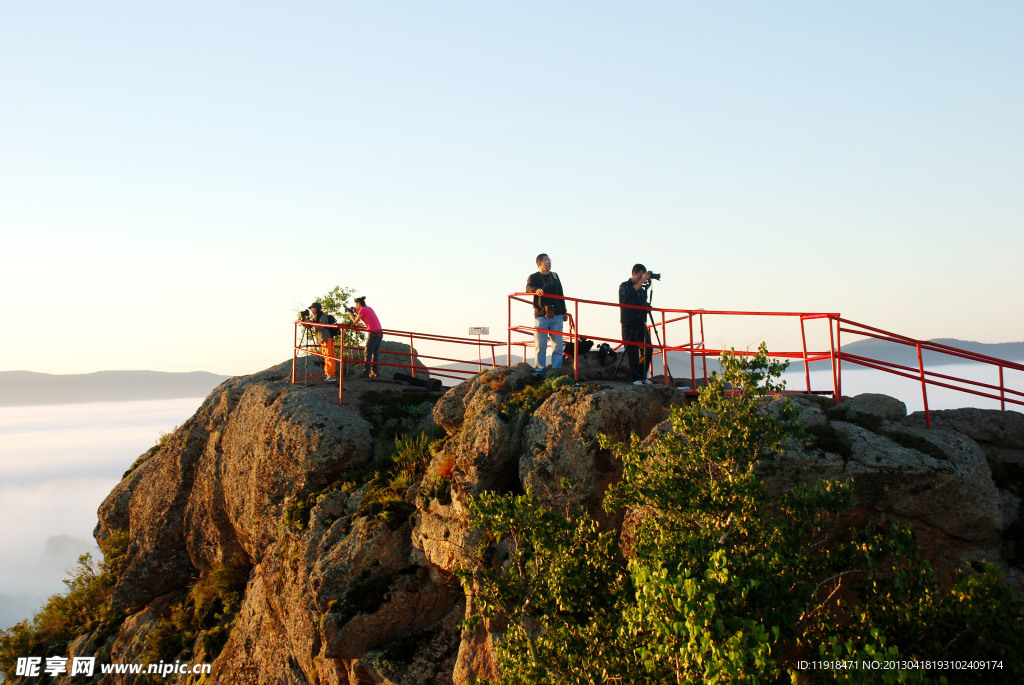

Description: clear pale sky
[2,1,1021,376]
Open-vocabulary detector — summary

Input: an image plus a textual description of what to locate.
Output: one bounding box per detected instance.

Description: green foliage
[283,419,444,533]
[0,530,129,680]
[358,428,444,530]
[306,285,365,374]
[144,561,249,665]
[361,390,442,441]
[462,487,631,683]
[461,344,1024,684]
[501,374,577,418]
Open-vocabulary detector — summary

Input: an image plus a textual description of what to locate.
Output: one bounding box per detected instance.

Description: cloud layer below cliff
[0,397,204,626]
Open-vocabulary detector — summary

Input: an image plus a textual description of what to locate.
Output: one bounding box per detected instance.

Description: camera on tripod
[299,309,311,321]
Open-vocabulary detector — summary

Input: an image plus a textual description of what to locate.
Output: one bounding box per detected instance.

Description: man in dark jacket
[525,253,568,376]
[618,264,653,385]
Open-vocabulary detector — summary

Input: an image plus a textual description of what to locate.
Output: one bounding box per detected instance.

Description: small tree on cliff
[461,345,1024,684]
[304,285,366,373]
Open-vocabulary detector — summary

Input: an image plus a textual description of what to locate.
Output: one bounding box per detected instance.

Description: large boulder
[521,383,682,517]
[97,363,375,611]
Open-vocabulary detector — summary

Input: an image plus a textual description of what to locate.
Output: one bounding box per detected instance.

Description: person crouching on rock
[308,302,338,382]
[351,296,384,378]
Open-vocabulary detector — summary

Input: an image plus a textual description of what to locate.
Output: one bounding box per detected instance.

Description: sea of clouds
[0,398,204,629]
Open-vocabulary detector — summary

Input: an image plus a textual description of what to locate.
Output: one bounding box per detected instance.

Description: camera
[648,271,661,281]
[299,309,311,321]
[345,306,356,315]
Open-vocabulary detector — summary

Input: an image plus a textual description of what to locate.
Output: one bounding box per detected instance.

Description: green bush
[0,530,129,680]
[501,374,576,418]
[144,561,249,665]
[283,424,444,533]
[460,344,1024,684]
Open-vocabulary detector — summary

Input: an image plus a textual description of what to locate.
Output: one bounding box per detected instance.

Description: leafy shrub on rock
[461,344,1024,684]
[0,530,129,680]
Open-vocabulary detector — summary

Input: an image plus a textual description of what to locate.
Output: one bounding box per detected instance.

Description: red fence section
[292,321,505,405]
[289,299,1024,426]
[508,292,1024,427]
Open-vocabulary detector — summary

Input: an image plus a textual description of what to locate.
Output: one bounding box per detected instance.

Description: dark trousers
[364,332,383,374]
[621,323,651,381]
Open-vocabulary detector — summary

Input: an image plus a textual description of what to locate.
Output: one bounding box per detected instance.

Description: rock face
[46,361,1023,684]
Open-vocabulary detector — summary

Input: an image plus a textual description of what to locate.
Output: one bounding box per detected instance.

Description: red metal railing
[292,321,505,404]
[832,318,1024,425]
[289,297,1024,424]
[508,292,1024,427]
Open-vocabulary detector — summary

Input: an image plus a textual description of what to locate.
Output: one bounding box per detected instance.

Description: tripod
[297,320,323,383]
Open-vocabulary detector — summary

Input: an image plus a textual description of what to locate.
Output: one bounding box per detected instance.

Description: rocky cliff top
[29,359,1024,684]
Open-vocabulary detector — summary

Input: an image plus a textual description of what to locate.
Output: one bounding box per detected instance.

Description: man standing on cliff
[525,253,568,376]
[351,296,384,378]
[619,264,653,385]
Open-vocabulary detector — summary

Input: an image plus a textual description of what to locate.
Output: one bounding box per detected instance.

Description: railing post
[292,321,298,385]
[916,342,930,428]
[835,320,843,404]
[800,315,811,393]
[338,324,344,405]
[573,300,579,382]
[403,333,411,376]
[507,295,512,367]
[829,316,839,404]
[1000,365,1006,411]
[661,310,668,384]
[698,311,706,386]
[689,313,696,386]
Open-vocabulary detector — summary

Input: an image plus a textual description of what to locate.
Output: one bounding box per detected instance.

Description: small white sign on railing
[468,327,489,336]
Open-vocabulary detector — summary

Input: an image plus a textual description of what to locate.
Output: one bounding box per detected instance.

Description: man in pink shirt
[352,296,384,378]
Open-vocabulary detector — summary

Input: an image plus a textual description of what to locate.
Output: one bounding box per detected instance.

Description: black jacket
[526,271,567,317]
[618,279,648,325]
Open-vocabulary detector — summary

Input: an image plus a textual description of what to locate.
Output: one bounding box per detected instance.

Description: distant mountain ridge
[0,370,231,407]
[806,337,1024,369]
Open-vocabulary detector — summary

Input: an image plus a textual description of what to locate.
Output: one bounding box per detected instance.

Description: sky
[2,1,1022,377]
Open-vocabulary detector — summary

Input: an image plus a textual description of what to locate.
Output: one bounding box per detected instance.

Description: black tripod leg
[613,340,627,379]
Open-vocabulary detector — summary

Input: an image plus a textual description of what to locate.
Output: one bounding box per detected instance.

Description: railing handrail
[508,291,1024,426]
[293,318,508,404]
[292,294,1023,423]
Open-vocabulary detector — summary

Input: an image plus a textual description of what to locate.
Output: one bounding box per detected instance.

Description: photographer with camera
[525,253,568,376]
[304,302,339,382]
[618,264,658,385]
[348,296,384,378]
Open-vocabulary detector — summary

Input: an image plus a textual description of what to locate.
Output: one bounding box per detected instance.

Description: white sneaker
[632,380,644,386]
[324,376,336,382]
[643,379,654,385]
